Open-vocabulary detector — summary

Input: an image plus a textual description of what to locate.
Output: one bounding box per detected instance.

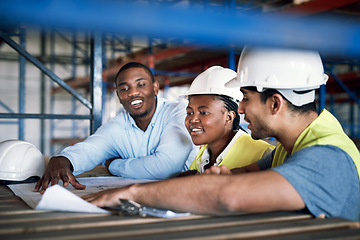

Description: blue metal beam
[40,29,46,152]
[325,67,360,106]
[0,0,359,57]
[18,27,26,140]
[228,46,236,71]
[0,31,93,110]
[0,100,15,113]
[0,121,18,124]
[319,85,326,112]
[55,30,89,58]
[90,33,103,134]
[49,30,56,155]
[72,31,77,138]
[0,113,91,120]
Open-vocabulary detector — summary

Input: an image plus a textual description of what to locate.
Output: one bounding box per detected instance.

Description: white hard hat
[186,66,243,103]
[0,140,44,181]
[226,46,329,106]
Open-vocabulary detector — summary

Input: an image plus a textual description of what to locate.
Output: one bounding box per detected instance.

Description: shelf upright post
[318,58,327,113]
[90,33,103,134]
[228,0,236,71]
[40,29,46,152]
[148,38,154,74]
[228,46,236,71]
[319,84,326,113]
[50,29,56,155]
[18,27,26,140]
[102,34,107,120]
[71,31,77,138]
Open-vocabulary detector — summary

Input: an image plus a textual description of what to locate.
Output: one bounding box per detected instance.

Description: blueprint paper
[8,176,152,210]
[8,177,192,218]
[35,184,109,214]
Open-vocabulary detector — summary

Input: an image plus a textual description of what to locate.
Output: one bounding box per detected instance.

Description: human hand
[82,186,131,208]
[33,156,86,194]
[203,165,232,175]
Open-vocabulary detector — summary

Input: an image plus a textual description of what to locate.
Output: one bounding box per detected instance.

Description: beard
[249,118,273,140]
[251,130,267,140]
[131,109,150,119]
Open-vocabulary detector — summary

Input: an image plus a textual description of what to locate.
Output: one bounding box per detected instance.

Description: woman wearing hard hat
[178,66,274,177]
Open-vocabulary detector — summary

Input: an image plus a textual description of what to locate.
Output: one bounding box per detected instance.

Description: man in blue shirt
[34,62,194,193]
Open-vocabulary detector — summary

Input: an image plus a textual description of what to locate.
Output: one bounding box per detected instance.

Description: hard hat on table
[0,139,44,182]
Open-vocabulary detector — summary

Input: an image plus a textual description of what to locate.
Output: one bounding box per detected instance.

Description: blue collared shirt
[57,97,194,180]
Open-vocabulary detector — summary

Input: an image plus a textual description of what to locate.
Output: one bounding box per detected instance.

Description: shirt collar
[214,129,245,165]
[198,129,246,172]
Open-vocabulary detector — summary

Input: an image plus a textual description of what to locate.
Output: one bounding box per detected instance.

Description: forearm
[127,175,235,215]
[109,150,189,180]
[128,171,304,215]
[86,170,304,215]
[59,137,117,175]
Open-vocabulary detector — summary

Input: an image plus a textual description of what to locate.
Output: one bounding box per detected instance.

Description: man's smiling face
[116,67,159,120]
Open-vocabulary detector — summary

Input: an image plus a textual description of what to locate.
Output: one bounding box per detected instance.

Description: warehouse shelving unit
[0,29,103,154]
[0,0,360,154]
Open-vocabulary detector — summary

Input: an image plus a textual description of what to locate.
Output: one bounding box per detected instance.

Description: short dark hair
[115,62,155,83]
[243,87,317,114]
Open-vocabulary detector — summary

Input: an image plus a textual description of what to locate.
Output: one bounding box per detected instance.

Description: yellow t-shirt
[272,109,360,181]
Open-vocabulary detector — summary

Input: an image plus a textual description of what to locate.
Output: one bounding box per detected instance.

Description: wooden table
[1,167,360,239]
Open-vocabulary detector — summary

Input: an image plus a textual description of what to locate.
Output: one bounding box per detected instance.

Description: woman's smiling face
[185,94,232,146]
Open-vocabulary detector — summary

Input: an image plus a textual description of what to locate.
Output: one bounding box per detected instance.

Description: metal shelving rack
[0,0,359,153]
[0,29,103,154]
